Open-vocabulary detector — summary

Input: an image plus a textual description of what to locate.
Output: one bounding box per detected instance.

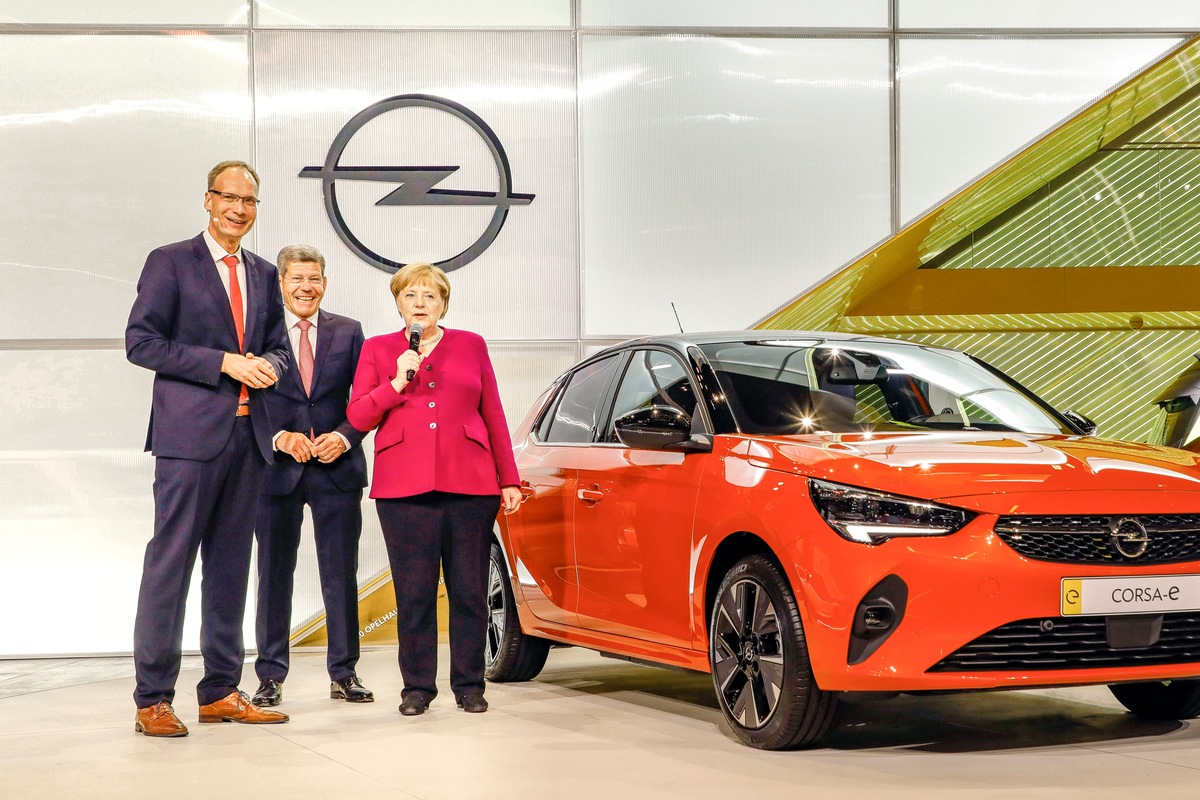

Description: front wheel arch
[702,531,776,637]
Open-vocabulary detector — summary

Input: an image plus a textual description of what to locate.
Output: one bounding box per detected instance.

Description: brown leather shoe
[198,691,289,724]
[135,701,189,737]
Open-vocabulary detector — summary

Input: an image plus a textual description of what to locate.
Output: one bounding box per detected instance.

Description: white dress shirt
[202,229,247,322]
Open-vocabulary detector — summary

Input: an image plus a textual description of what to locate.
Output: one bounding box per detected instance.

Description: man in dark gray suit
[250,244,373,707]
[126,160,291,737]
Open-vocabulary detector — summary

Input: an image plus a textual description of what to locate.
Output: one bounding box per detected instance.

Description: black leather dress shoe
[399,694,428,716]
[330,675,374,703]
[251,679,283,707]
[456,693,488,713]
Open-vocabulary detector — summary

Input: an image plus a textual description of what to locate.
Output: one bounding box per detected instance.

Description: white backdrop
[0,0,1192,655]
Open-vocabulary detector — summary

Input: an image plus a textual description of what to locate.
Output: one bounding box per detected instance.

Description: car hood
[729,431,1200,514]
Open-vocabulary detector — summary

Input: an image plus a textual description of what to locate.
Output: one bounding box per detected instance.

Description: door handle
[577,487,604,503]
[519,482,535,501]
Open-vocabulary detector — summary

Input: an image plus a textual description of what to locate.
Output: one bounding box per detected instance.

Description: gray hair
[276,244,326,277]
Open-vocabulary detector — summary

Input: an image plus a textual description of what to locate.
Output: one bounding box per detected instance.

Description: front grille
[929,613,1200,672]
[994,514,1200,565]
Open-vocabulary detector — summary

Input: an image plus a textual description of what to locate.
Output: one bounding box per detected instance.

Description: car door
[573,348,708,648]
[505,354,622,627]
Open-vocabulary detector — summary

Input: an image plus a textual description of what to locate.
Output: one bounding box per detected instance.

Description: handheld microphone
[406,322,424,380]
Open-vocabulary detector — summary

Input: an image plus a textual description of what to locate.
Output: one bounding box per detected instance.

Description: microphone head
[409,322,424,336]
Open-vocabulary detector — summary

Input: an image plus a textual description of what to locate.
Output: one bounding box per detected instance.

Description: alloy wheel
[712,577,785,729]
[485,556,506,668]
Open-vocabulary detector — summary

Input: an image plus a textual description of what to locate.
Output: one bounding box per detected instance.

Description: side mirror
[1062,409,1098,436]
[613,406,710,451]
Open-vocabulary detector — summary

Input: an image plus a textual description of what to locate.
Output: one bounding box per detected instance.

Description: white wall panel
[0,350,223,655]
[580,35,891,337]
[253,30,578,343]
[900,1,1200,29]
[898,38,1182,224]
[580,0,888,29]
[255,0,569,28]
[487,341,582,429]
[0,0,247,25]
[0,33,251,340]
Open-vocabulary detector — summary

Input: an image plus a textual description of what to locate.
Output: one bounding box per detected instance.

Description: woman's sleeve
[477,338,521,488]
[346,337,407,432]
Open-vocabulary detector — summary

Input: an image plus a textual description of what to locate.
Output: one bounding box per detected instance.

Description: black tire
[1109,679,1200,720]
[709,554,840,749]
[484,541,551,682]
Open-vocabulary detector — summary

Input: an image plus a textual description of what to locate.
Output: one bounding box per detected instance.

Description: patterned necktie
[296,318,314,396]
[221,254,249,405]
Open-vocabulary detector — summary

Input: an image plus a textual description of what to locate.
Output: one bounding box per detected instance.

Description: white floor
[1,645,1198,799]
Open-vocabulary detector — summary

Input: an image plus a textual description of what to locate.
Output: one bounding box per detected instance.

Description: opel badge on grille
[1107,517,1151,559]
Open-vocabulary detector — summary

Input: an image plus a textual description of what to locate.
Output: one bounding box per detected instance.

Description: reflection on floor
[0,655,204,701]
[0,645,1198,799]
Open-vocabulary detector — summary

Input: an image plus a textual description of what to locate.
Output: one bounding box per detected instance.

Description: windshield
[698,340,1073,435]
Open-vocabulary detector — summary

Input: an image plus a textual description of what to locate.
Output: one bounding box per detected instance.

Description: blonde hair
[389,263,451,316]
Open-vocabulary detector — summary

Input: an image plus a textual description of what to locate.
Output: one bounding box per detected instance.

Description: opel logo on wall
[299,93,535,274]
[1107,517,1151,559]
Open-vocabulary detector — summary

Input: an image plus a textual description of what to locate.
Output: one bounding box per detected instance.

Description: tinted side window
[605,350,697,442]
[542,355,620,443]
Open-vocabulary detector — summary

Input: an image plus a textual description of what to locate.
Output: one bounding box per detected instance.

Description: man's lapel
[309,309,336,392]
[192,235,240,347]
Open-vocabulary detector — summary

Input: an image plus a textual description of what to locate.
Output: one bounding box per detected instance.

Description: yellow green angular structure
[760,36,1200,444]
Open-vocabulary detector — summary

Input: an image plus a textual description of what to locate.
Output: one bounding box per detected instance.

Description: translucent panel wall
[0,33,252,340]
[579,0,888,29]
[898,38,1182,224]
[0,31,252,655]
[253,0,570,28]
[0,0,248,25]
[253,30,579,342]
[0,9,1190,655]
[899,1,1200,30]
[579,35,891,337]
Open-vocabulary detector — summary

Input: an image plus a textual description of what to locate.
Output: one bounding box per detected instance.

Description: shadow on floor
[531,652,1188,753]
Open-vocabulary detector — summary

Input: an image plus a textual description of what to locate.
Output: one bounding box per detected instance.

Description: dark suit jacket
[125,233,291,462]
[261,309,368,495]
[347,327,519,499]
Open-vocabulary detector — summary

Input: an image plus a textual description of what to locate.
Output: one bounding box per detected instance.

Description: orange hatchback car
[485,332,1200,749]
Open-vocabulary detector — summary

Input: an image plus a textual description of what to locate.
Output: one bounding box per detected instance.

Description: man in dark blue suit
[126,160,292,736]
[250,244,373,707]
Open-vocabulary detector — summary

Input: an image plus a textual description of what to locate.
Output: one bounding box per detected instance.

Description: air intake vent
[929,613,1200,672]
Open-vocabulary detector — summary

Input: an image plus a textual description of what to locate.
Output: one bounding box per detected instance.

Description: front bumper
[790,515,1200,692]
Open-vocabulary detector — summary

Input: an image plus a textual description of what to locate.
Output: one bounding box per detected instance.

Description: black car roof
[586,330,936,361]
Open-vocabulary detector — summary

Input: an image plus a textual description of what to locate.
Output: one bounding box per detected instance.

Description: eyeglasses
[208,189,260,208]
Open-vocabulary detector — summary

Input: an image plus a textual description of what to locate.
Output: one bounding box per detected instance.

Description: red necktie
[221,255,249,405]
[296,318,314,395]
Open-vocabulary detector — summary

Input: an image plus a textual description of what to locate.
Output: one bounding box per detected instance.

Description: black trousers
[376,491,501,701]
[255,467,363,683]
[133,417,263,708]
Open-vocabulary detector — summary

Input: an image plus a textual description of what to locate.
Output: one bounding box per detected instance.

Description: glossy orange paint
[499,425,1200,692]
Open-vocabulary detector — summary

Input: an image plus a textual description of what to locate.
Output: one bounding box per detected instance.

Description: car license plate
[1061,575,1200,616]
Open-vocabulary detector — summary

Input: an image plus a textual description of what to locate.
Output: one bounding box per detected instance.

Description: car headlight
[808,478,974,545]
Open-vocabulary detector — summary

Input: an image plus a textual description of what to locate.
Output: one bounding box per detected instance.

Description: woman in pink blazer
[348,263,520,716]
